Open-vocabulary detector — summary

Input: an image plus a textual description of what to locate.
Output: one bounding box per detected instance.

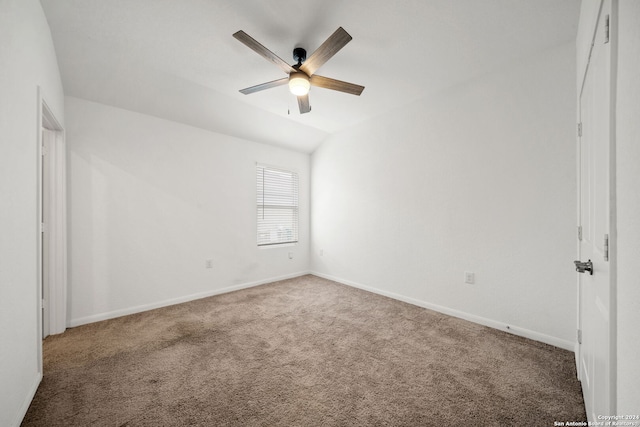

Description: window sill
[258,242,298,249]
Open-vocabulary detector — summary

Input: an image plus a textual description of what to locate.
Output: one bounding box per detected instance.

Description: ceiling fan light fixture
[289,72,310,96]
[234,28,363,113]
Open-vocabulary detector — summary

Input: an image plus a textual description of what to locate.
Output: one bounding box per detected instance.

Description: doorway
[38,93,67,347]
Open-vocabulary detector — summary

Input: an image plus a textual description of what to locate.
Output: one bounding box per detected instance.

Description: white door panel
[577,0,614,420]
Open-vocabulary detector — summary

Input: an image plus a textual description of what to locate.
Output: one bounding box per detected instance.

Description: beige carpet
[23,275,586,426]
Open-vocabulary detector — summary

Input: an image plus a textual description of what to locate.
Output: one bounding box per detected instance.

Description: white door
[41,128,54,339]
[577,0,614,420]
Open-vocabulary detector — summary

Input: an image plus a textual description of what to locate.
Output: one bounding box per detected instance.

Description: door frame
[575,0,617,417]
[36,87,67,372]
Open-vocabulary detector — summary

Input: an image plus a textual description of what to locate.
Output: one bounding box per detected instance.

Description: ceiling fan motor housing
[293,47,307,65]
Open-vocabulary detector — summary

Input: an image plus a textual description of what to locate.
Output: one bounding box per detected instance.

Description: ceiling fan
[233,27,365,114]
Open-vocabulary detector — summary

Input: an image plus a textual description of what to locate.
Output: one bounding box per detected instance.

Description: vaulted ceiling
[40,0,580,153]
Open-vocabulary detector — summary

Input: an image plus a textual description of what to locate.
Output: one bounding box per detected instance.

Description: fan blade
[310,75,364,96]
[239,78,289,95]
[300,27,352,76]
[297,94,311,114]
[233,30,296,74]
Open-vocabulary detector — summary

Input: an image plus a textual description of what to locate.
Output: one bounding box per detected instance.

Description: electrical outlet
[205,259,213,269]
[464,272,474,284]
[288,252,294,260]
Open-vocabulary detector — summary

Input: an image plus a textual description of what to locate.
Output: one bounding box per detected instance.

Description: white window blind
[257,164,299,246]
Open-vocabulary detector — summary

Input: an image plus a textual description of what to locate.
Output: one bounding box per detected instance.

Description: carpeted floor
[23,275,586,426]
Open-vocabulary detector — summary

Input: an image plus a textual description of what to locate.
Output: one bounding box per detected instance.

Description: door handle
[574,259,593,275]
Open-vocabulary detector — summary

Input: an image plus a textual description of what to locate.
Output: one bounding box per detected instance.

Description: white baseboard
[311,271,575,352]
[575,342,582,381]
[67,269,575,352]
[12,371,42,427]
[68,271,311,327]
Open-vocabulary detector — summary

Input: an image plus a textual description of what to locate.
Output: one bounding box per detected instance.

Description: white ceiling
[40,0,580,153]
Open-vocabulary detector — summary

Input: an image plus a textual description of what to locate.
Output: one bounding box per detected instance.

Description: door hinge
[604,15,610,44]
[41,144,46,156]
[577,329,582,344]
[578,225,582,241]
[577,122,582,137]
[604,234,609,261]
[41,299,45,310]
[40,222,45,233]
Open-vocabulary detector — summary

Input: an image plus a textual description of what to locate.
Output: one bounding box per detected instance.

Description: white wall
[0,0,65,425]
[615,0,640,414]
[65,97,310,326]
[311,43,577,349]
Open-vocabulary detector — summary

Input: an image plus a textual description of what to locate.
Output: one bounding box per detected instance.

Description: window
[256,164,299,246]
